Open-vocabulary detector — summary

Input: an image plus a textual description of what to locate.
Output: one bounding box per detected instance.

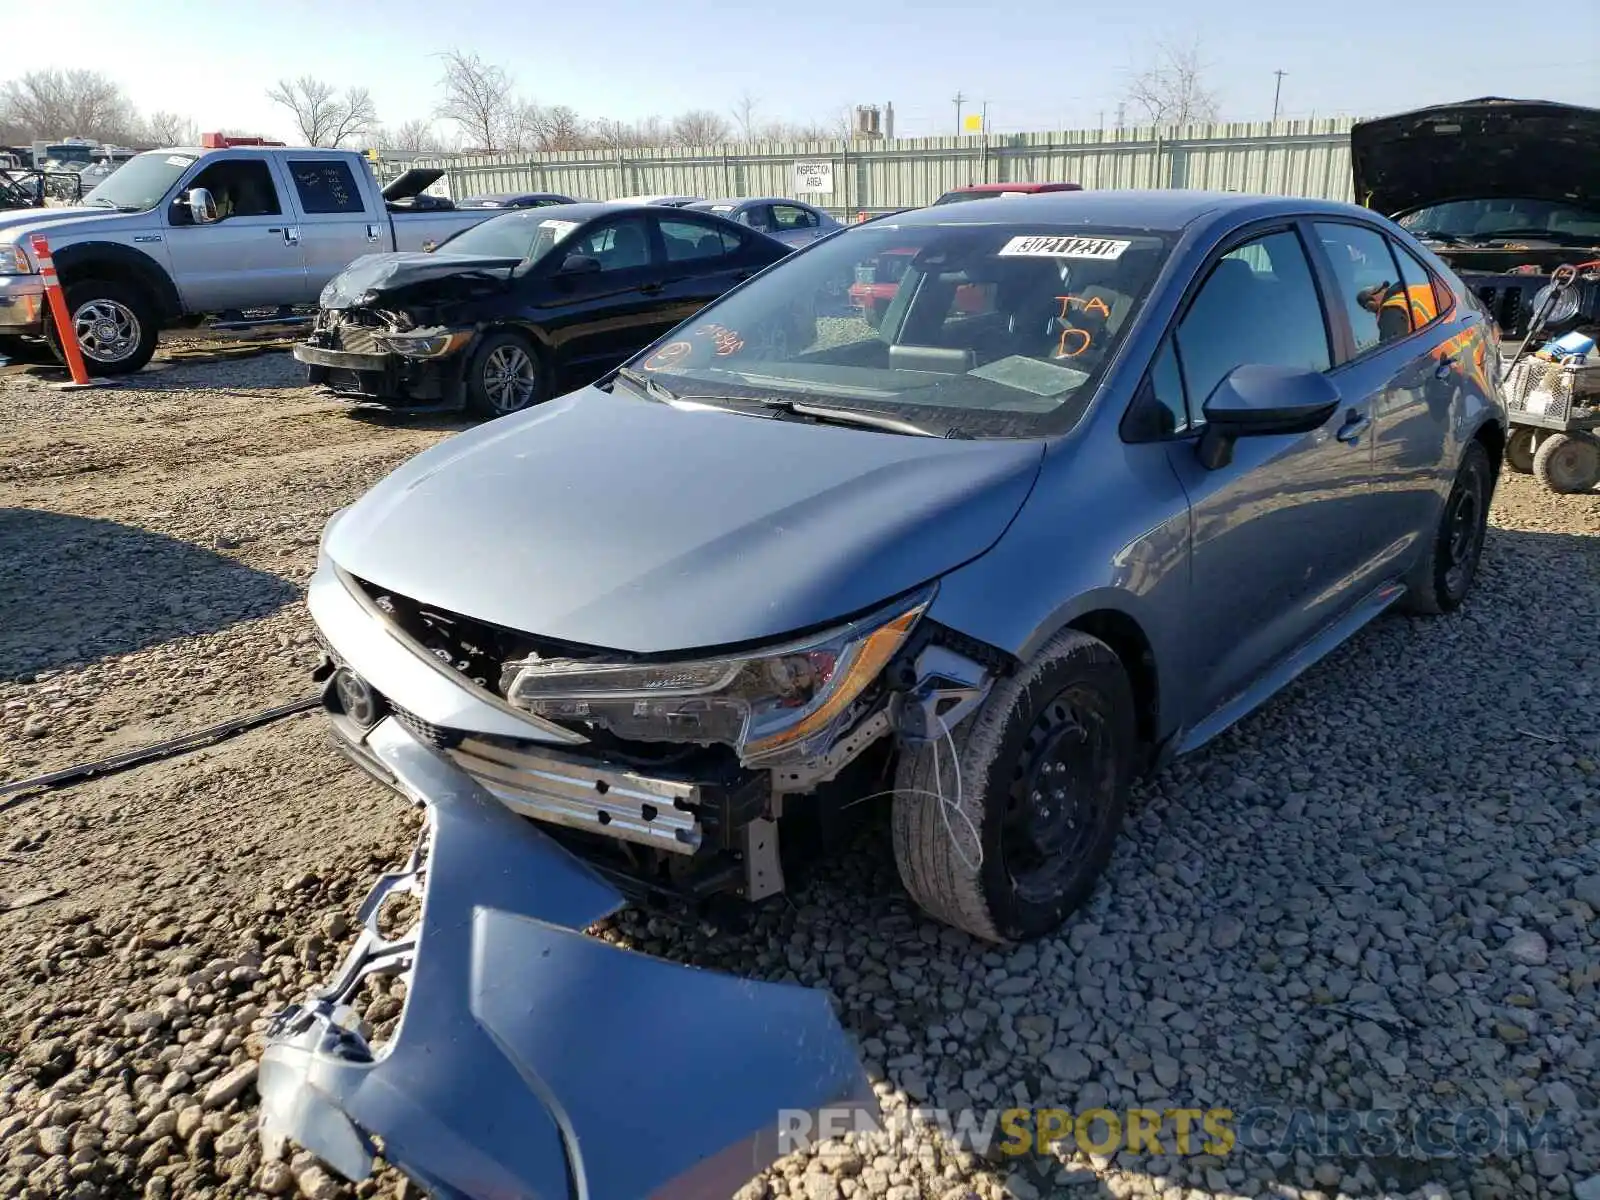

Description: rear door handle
[1336,412,1371,444]
[1434,353,1457,379]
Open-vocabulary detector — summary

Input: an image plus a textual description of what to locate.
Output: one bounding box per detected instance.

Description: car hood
[1351,97,1600,215]
[325,385,1045,654]
[0,206,125,240]
[319,251,521,309]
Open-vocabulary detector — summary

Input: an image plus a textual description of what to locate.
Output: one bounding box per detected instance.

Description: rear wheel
[1505,426,1536,474]
[46,278,159,376]
[1400,440,1492,615]
[1532,432,1600,495]
[462,330,546,420]
[891,629,1135,944]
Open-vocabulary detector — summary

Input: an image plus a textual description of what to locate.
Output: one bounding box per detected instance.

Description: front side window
[624,220,1173,438]
[1174,229,1331,415]
[1313,221,1409,353]
[567,215,652,270]
[185,159,282,219]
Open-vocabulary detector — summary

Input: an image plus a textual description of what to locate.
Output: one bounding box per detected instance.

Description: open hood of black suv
[1351,97,1600,216]
[382,167,447,202]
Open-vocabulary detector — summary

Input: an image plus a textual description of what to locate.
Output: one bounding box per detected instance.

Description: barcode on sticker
[998,235,1131,260]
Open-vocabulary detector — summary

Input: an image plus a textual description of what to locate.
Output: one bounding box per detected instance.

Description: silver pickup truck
[0,146,491,375]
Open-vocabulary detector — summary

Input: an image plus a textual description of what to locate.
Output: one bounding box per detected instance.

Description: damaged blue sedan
[262,190,1506,1197]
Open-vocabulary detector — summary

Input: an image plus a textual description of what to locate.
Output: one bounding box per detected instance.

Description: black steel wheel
[1401,439,1492,615]
[892,629,1136,943]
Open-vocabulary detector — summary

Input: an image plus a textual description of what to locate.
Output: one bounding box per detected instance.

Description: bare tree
[731,91,760,141]
[1123,36,1221,126]
[391,118,444,152]
[670,109,731,147]
[590,115,670,150]
[436,49,514,152]
[267,76,377,146]
[0,69,140,143]
[143,111,198,147]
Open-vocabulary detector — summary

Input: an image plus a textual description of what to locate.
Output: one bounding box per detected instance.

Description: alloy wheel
[481,343,538,413]
[72,298,140,364]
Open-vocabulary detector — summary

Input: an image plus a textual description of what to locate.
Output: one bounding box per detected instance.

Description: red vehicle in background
[932,181,1083,205]
[847,246,990,326]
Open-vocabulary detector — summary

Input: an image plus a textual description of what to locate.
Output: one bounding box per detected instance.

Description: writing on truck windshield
[623,222,1172,438]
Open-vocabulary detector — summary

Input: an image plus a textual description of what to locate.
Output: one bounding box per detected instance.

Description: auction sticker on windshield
[998,236,1131,260]
[540,219,580,241]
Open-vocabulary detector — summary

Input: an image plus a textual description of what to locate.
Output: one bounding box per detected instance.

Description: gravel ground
[2,344,1598,1200]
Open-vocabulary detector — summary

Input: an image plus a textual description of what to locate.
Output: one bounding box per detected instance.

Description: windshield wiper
[612,366,677,403]
[754,398,958,438]
[1407,229,1464,244]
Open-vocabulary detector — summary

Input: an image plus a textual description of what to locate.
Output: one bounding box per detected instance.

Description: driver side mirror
[1196,363,1341,470]
[558,253,602,276]
[185,186,219,225]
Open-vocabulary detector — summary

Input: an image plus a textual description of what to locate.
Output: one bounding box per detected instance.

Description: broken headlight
[373,330,475,359]
[502,589,932,763]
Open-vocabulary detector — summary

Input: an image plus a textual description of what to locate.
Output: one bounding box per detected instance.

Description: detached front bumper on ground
[256,716,876,1200]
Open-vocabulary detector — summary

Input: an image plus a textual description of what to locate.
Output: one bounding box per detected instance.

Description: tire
[1400,440,1492,615]
[1505,426,1536,474]
[462,330,546,420]
[1531,432,1600,495]
[46,278,159,376]
[891,628,1136,944]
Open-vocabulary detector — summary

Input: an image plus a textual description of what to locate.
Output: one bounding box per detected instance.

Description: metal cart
[1502,355,1600,494]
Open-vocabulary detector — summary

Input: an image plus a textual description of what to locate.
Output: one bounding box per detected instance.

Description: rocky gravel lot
[1,345,1598,1200]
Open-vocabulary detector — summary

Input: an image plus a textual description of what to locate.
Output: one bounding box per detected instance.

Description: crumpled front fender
[258,717,876,1199]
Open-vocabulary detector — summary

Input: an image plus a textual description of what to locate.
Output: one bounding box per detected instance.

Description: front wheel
[46,279,159,376]
[891,628,1136,944]
[462,330,546,420]
[1532,432,1600,495]
[1400,440,1492,615]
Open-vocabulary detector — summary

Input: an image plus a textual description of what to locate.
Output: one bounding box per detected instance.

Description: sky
[9,0,1600,143]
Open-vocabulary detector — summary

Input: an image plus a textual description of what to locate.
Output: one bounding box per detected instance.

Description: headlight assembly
[0,243,33,275]
[502,589,933,764]
[373,330,475,359]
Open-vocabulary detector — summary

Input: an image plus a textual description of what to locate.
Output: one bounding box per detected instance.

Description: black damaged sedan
[293,202,794,419]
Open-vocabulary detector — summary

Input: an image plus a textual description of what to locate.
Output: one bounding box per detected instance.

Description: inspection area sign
[791,161,834,194]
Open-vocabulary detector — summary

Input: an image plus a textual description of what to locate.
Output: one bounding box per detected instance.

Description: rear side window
[288,160,363,214]
[772,204,819,230]
[1174,229,1331,418]
[659,217,739,261]
[1389,239,1448,331]
[1313,221,1414,353]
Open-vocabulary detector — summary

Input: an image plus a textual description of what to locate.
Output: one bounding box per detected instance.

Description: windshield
[435,209,584,261]
[619,219,1172,438]
[1397,197,1600,243]
[81,150,197,211]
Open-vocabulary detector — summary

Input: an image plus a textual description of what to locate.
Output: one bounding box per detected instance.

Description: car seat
[606,222,649,269]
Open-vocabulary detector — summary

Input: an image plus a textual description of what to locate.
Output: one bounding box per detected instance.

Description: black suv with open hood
[1352,97,1600,340]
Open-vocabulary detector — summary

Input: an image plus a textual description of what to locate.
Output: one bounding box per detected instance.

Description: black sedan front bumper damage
[258,716,876,1199]
[293,340,468,413]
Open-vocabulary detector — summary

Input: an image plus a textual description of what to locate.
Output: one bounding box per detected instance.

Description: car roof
[886,189,1385,232]
[475,201,655,223]
[945,182,1079,193]
[465,191,569,202]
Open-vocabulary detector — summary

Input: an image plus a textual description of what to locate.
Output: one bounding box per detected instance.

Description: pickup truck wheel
[463,331,546,420]
[891,629,1135,944]
[46,279,158,376]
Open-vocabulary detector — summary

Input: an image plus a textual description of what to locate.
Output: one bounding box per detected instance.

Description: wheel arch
[1470,414,1506,481]
[50,242,182,322]
[1063,608,1161,754]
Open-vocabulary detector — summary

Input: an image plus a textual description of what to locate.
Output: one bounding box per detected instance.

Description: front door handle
[1336,411,1371,444]
[639,282,664,296]
[268,226,302,246]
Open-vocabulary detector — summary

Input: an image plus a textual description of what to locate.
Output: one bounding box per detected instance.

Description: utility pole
[1114,102,1126,128]
[980,100,988,135]
[1271,70,1287,123]
[952,91,966,135]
